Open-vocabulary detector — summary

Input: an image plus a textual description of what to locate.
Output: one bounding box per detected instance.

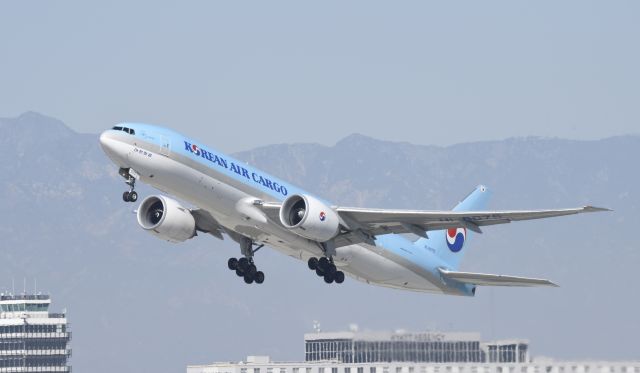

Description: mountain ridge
[0,112,637,372]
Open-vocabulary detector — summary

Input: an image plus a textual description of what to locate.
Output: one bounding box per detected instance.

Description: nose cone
[99,130,128,167]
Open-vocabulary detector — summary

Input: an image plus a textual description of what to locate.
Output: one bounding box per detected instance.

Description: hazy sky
[1,1,638,153]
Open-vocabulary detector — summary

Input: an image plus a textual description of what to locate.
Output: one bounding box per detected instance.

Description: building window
[333,368,338,373]
[345,368,351,373]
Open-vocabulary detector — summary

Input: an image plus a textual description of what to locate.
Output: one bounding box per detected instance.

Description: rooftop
[0,294,50,301]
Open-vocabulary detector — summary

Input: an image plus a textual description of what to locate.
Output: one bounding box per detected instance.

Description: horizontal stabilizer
[439,269,558,287]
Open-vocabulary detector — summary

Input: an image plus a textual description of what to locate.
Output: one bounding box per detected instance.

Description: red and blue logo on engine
[319,211,326,222]
[446,227,466,252]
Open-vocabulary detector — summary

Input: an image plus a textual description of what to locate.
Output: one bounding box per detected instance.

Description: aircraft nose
[99,130,128,167]
[99,131,114,153]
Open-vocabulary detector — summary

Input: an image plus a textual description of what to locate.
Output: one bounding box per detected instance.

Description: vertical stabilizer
[414,185,492,270]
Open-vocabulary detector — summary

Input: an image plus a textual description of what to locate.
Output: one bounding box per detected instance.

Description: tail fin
[414,185,492,270]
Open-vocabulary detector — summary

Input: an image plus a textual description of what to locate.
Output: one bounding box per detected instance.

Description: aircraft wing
[439,269,558,287]
[334,205,609,237]
[258,201,608,246]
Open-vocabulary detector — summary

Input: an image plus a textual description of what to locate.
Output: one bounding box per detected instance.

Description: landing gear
[122,191,138,202]
[119,168,138,203]
[307,256,345,285]
[227,237,265,285]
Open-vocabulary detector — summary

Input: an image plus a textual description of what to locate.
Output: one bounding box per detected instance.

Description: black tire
[238,257,249,271]
[244,274,254,284]
[308,257,318,270]
[318,257,330,269]
[325,264,337,276]
[324,273,334,284]
[247,264,257,276]
[334,271,345,284]
[315,267,325,277]
[235,268,244,277]
[227,258,238,270]
[254,271,265,284]
[129,191,138,202]
[122,191,130,202]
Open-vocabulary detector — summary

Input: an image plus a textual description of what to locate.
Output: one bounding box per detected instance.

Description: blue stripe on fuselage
[124,123,309,202]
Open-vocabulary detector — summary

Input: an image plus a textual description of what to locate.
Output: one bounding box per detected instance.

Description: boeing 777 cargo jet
[99,124,608,295]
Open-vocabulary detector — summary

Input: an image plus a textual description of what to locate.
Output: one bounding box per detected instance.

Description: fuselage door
[160,137,171,156]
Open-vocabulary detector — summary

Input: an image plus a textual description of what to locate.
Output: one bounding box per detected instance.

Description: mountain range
[0,112,637,373]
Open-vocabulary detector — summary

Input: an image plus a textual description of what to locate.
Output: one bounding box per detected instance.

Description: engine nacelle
[137,195,196,243]
[279,194,340,242]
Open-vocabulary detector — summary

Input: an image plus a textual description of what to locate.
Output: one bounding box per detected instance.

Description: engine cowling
[279,194,340,242]
[137,195,196,243]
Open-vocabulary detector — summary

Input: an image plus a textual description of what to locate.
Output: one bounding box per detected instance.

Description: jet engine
[279,194,340,242]
[137,195,196,243]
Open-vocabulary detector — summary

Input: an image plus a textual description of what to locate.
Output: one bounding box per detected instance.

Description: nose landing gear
[308,256,345,284]
[227,237,265,284]
[119,168,138,202]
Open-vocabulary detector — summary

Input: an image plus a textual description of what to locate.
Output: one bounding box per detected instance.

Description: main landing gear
[227,237,265,285]
[119,168,138,203]
[308,257,345,284]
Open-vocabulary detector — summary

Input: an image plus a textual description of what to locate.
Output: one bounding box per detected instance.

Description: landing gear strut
[119,168,138,203]
[227,237,265,284]
[308,256,345,284]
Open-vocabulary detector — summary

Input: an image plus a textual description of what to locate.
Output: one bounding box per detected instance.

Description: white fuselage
[100,128,457,294]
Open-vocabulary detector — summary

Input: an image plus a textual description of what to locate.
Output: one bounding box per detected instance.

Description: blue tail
[414,185,492,270]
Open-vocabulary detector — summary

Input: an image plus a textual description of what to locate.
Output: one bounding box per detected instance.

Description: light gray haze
[0,1,639,152]
[0,2,638,372]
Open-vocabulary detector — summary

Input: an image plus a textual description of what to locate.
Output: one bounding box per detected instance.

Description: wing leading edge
[439,269,558,287]
[334,205,610,237]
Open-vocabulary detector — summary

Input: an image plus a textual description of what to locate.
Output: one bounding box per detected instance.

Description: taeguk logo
[446,227,466,252]
[319,211,326,222]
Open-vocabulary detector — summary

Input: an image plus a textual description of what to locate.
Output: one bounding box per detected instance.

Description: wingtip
[583,206,613,212]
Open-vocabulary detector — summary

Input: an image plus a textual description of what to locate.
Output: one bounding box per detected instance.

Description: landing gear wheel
[254,271,265,284]
[324,273,334,284]
[247,264,257,276]
[237,257,249,271]
[308,257,318,270]
[325,264,337,276]
[235,268,245,277]
[334,271,345,284]
[128,191,138,202]
[122,191,130,202]
[228,258,238,270]
[315,267,325,277]
[318,257,330,269]
[244,273,254,284]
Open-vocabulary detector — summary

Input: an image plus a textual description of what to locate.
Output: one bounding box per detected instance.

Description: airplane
[99,123,608,296]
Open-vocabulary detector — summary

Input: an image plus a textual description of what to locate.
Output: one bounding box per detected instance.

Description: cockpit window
[111,126,135,135]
